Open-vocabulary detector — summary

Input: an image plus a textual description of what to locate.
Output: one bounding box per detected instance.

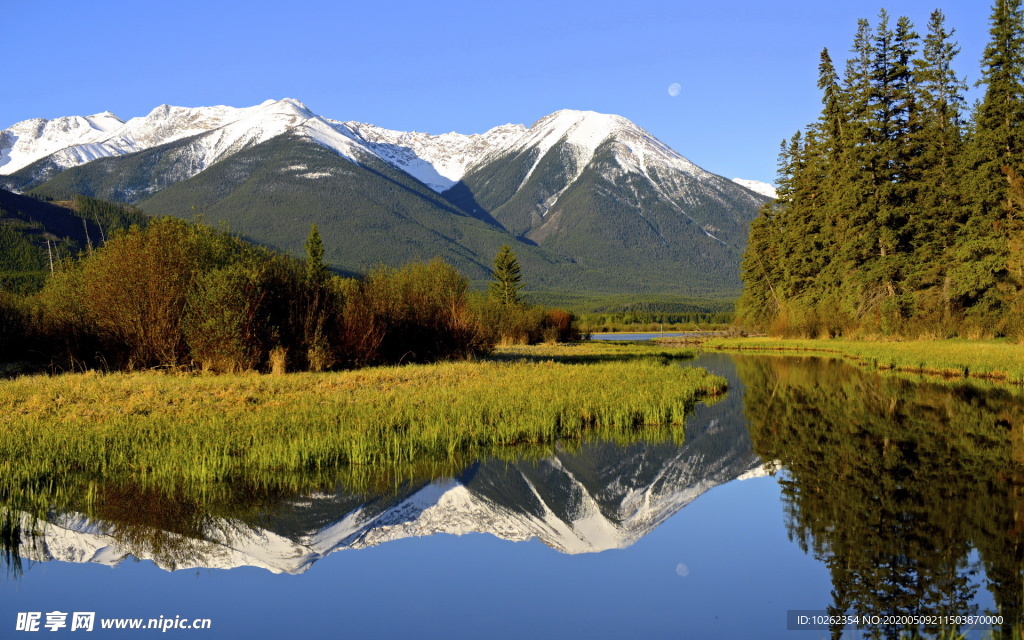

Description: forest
[737,2,1024,339]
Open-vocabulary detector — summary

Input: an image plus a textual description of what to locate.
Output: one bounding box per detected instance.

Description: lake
[2,352,1020,639]
[590,332,709,341]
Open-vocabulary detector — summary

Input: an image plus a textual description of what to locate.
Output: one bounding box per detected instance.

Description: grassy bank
[0,346,725,495]
[697,337,1024,383]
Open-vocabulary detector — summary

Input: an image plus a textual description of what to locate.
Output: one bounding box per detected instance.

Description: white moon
[668,83,682,97]
[675,562,690,577]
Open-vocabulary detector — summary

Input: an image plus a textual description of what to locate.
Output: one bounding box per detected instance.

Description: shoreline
[685,337,1024,385]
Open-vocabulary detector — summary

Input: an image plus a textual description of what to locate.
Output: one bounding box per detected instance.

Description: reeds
[0,350,726,495]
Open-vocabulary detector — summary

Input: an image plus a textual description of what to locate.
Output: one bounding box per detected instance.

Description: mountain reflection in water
[3,352,1024,639]
[2,356,760,574]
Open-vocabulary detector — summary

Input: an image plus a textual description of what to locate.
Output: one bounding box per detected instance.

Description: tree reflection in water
[739,355,1024,639]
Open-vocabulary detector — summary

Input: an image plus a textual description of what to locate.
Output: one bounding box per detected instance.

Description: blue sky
[5,0,993,184]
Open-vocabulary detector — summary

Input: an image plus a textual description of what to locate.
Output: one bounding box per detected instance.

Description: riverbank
[690,337,1024,384]
[0,345,725,495]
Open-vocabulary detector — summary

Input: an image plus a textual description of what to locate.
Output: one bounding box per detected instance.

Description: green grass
[0,346,725,500]
[699,336,1024,383]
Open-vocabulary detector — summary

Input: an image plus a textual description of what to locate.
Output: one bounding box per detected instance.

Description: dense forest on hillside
[0,192,146,293]
[738,3,1024,339]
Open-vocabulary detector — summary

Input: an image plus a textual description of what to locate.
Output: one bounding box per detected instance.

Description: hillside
[0,190,145,293]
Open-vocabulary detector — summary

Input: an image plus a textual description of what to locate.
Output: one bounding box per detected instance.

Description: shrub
[344,260,490,365]
[184,263,267,373]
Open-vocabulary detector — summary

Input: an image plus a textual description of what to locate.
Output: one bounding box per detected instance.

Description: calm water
[590,332,705,340]
[2,353,1021,639]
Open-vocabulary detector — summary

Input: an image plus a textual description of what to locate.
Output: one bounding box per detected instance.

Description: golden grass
[0,347,725,496]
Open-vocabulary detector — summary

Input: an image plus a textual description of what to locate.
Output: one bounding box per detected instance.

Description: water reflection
[1,375,761,574]
[737,355,1024,638]
[4,353,1024,640]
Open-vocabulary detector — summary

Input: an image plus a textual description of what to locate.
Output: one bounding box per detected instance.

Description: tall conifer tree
[488,245,525,306]
[739,8,1021,337]
[909,10,967,326]
[952,0,1024,321]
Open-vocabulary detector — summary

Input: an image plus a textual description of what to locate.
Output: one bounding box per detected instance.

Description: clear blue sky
[4,0,993,184]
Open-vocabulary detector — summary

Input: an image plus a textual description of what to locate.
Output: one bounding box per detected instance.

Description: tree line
[738,3,1024,339]
[0,217,580,374]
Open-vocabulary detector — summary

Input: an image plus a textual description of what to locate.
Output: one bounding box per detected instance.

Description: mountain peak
[731,178,776,199]
[529,109,632,145]
[259,97,313,118]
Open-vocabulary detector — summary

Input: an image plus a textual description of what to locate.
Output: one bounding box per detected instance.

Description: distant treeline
[739,5,1024,339]
[580,311,733,329]
[0,217,581,373]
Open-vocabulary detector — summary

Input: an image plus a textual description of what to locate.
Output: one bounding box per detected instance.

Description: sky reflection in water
[2,352,1015,639]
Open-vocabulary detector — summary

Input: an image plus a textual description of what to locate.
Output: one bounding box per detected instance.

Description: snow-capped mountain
[0,99,383,198]
[0,111,125,175]
[0,100,757,205]
[0,99,771,298]
[731,178,777,199]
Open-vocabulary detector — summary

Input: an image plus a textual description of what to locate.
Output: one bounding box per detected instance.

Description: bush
[471,297,581,345]
[185,263,267,373]
[15,219,579,373]
[342,260,490,365]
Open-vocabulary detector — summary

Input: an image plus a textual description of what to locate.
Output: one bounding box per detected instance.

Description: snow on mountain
[517,109,713,187]
[0,98,374,182]
[1,100,751,206]
[0,112,125,174]
[339,121,527,191]
[12,445,767,574]
[337,109,718,199]
[12,510,318,574]
[731,178,777,199]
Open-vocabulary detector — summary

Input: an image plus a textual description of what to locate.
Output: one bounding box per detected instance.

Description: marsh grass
[0,348,725,515]
[701,337,1024,384]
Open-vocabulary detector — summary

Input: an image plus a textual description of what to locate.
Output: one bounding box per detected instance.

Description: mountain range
[0,99,773,300]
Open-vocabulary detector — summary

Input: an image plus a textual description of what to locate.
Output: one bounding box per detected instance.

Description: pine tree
[488,245,524,306]
[738,9,1021,337]
[835,18,878,270]
[303,223,331,370]
[1003,161,1024,338]
[304,223,328,285]
[973,0,1024,202]
[737,138,799,331]
[951,0,1024,325]
[907,10,968,328]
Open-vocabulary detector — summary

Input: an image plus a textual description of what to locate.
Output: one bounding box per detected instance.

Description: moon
[675,562,690,577]
[668,83,682,97]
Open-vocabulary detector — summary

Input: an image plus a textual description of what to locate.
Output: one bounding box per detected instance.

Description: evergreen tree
[738,7,1022,337]
[908,10,968,328]
[737,138,800,331]
[488,244,524,306]
[304,223,328,285]
[973,0,1024,196]
[952,0,1024,324]
[835,18,878,272]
